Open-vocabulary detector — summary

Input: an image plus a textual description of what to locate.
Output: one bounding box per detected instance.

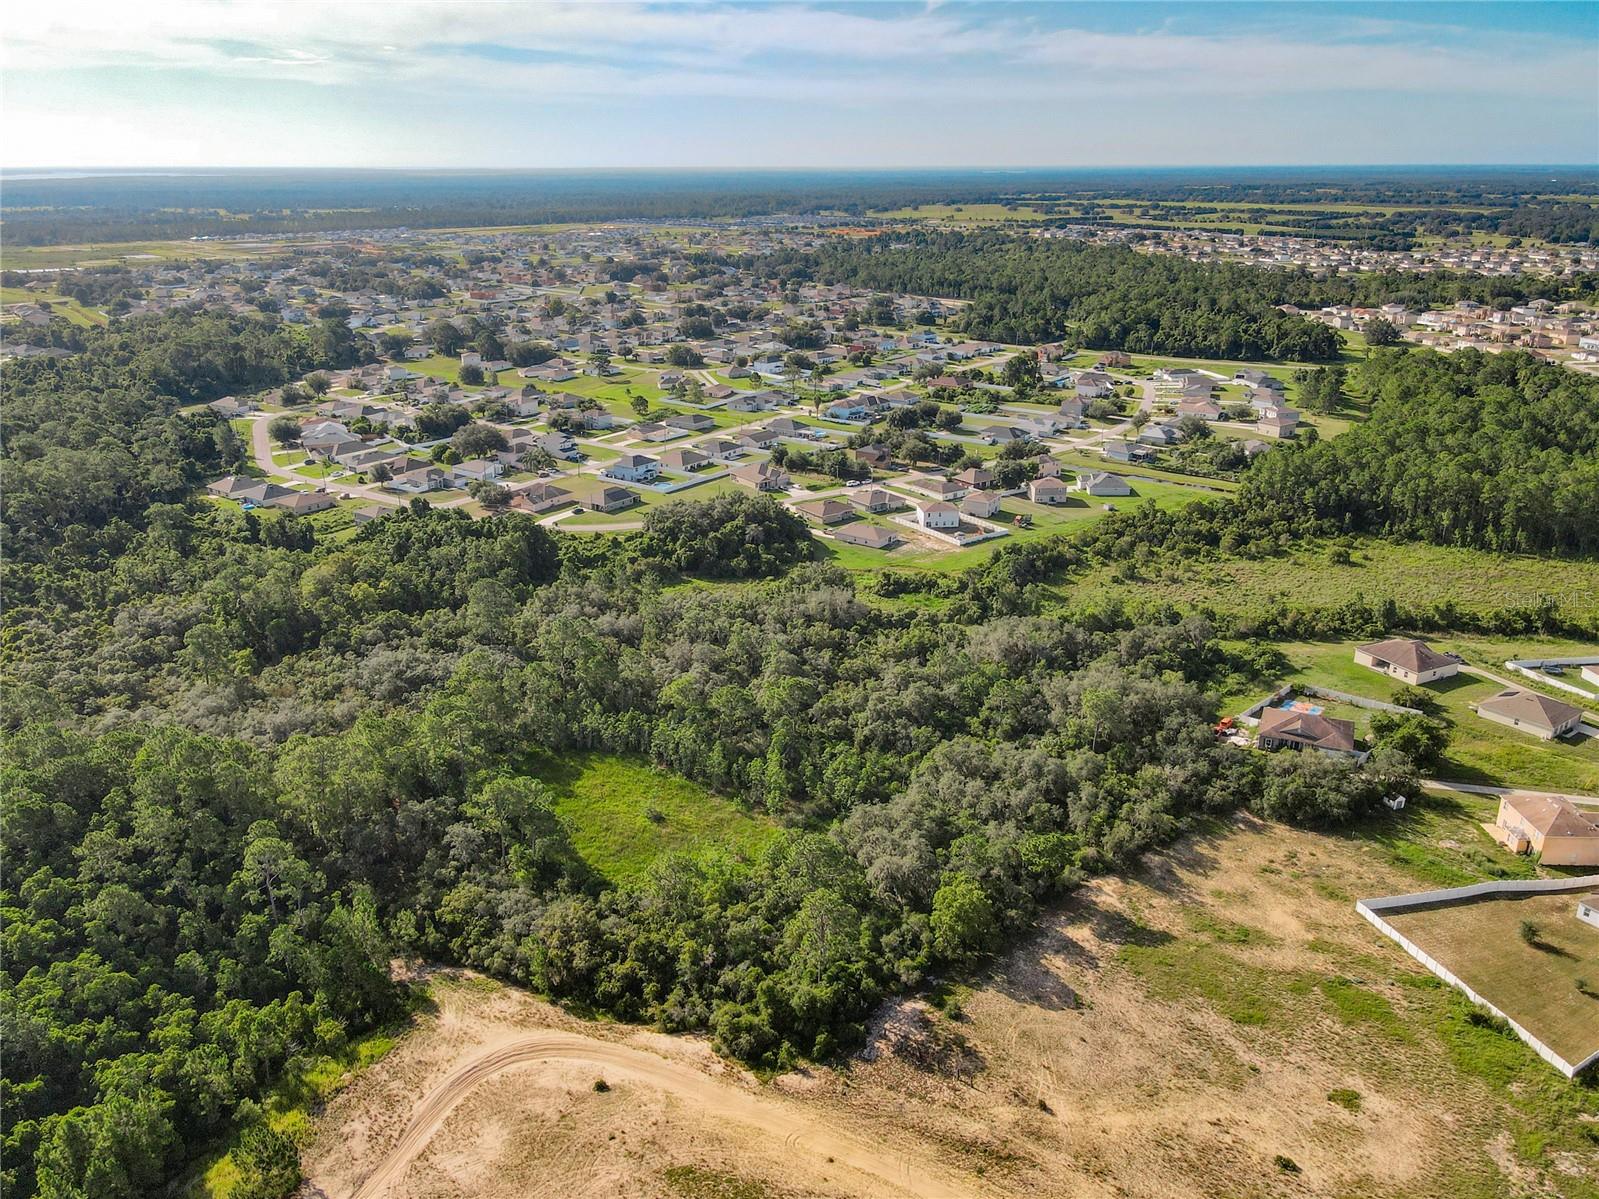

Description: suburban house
[538,431,582,461]
[507,480,572,514]
[832,524,899,550]
[1101,439,1143,464]
[915,501,961,531]
[269,490,335,515]
[665,412,715,434]
[1487,794,1599,866]
[1073,471,1132,497]
[795,498,853,525]
[1028,477,1071,505]
[907,475,968,501]
[591,485,639,513]
[386,466,449,493]
[953,466,994,490]
[659,447,712,472]
[731,461,791,492]
[1580,663,1599,689]
[1475,688,1584,740]
[451,458,504,485]
[1579,894,1599,929]
[604,454,662,484]
[1354,639,1459,685]
[1256,706,1359,757]
[851,488,902,514]
[961,490,1003,519]
[1137,422,1182,447]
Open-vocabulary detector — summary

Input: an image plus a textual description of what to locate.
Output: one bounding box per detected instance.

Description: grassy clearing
[526,751,780,884]
[1382,893,1599,1066]
[1069,537,1599,628]
[0,285,107,326]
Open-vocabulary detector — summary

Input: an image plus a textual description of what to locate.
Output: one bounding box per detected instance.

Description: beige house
[1354,638,1458,685]
[1475,688,1583,740]
[1579,893,1599,930]
[1488,794,1599,866]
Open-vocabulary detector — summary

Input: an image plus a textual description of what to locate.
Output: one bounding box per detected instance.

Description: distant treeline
[2,166,1595,245]
[756,232,1598,360]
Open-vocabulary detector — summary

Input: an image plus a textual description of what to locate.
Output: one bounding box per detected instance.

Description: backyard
[1381,891,1599,1068]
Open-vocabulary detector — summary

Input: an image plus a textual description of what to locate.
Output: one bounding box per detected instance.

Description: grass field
[527,751,779,883]
[1069,537,1599,629]
[1381,892,1599,1067]
[0,285,108,327]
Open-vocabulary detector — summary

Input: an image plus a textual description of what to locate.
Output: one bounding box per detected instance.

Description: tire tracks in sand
[341,1030,982,1199]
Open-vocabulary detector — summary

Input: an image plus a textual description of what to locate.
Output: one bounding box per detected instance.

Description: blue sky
[4,2,1596,168]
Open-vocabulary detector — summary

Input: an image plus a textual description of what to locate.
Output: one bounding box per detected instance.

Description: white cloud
[3,0,1590,102]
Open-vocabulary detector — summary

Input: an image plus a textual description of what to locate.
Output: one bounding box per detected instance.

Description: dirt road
[342,1030,981,1199]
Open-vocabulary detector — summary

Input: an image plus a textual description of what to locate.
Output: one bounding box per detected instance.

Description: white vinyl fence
[1356,874,1599,1078]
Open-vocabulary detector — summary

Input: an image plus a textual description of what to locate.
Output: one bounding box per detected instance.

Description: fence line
[1355,873,1599,1079]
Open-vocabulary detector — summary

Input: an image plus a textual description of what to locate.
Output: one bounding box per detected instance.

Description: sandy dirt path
[341,1029,981,1199]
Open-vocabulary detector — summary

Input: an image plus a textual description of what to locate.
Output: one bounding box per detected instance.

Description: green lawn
[526,751,780,884]
[1381,892,1599,1066]
[0,286,107,327]
[1239,640,1599,794]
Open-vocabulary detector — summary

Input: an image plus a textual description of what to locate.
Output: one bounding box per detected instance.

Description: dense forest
[3,504,1418,1198]
[762,233,1345,360]
[756,233,1597,362]
[1242,348,1599,557]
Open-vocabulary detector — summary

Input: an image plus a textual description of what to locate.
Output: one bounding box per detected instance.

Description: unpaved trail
[342,1029,981,1199]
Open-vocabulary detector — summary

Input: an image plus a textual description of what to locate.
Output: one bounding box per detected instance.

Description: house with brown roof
[795,498,854,525]
[851,488,902,515]
[1489,794,1599,866]
[1475,688,1584,740]
[832,523,899,550]
[1355,638,1459,685]
[1256,706,1359,757]
[731,461,791,492]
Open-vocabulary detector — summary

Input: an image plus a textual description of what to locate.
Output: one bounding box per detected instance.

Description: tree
[630,395,649,418]
[467,479,511,510]
[1001,352,1041,395]
[304,371,331,397]
[426,318,466,356]
[930,874,996,964]
[459,363,485,386]
[267,417,302,446]
[1364,316,1401,347]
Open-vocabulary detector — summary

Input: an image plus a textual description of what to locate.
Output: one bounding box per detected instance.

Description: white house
[916,501,961,530]
[604,453,662,484]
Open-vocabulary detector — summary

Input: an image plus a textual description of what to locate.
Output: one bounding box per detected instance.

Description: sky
[3,1,1596,169]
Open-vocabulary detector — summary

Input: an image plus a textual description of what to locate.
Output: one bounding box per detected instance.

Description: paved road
[1421,779,1599,809]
